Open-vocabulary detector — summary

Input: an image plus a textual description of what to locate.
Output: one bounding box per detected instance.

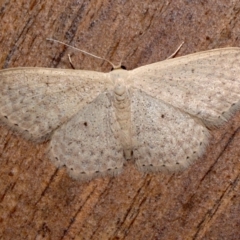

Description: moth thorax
[113,84,130,110]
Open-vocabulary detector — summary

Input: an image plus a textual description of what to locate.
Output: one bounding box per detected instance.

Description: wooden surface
[0,0,240,239]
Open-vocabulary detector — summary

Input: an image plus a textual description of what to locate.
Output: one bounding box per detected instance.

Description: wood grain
[0,0,240,239]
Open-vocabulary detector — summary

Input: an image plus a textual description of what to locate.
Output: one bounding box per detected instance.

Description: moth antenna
[46,38,118,69]
[167,41,184,59]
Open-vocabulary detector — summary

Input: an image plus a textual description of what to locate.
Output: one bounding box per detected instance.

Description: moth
[1,47,240,180]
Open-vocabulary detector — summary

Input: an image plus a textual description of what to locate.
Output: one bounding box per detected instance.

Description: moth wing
[0,68,111,141]
[130,48,240,128]
[131,89,210,172]
[48,92,124,180]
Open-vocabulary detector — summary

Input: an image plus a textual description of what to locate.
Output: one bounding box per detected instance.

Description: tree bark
[0,0,240,239]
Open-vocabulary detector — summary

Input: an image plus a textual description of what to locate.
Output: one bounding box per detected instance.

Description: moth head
[109,68,128,84]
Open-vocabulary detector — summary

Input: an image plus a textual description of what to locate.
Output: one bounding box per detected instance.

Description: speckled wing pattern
[0,68,110,142]
[130,48,240,128]
[131,89,209,172]
[49,92,124,180]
